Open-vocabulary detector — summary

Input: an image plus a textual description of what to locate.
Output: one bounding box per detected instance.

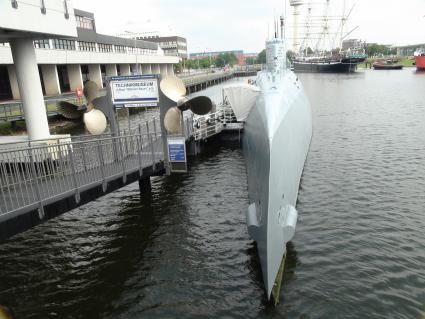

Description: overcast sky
[72,0,425,53]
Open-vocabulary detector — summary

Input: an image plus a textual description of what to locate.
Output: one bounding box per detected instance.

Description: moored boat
[373,60,403,70]
[414,49,425,70]
[293,58,357,73]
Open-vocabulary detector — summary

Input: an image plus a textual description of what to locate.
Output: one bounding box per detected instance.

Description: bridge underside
[0,163,164,242]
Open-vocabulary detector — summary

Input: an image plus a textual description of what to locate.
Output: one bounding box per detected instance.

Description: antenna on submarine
[274,18,277,38]
[280,15,284,39]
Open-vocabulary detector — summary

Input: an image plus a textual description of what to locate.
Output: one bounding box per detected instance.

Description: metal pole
[149,133,155,172]
[136,133,143,177]
[28,145,45,219]
[67,143,80,203]
[96,139,107,192]
[127,107,131,132]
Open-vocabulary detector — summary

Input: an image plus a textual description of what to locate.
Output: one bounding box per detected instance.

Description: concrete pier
[142,64,152,75]
[119,64,131,76]
[152,64,161,75]
[68,64,84,91]
[41,65,61,95]
[88,64,103,88]
[160,64,168,77]
[7,65,20,100]
[10,38,50,140]
[105,64,118,77]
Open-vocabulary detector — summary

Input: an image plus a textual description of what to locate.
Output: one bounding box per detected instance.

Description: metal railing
[0,117,162,152]
[182,71,233,87]
[0,130,164,220]
[191,103,240,141]
[193,110,224,141]
[0,95,85,122]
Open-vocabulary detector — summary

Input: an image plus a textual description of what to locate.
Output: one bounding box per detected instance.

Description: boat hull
[373,63,403,70]
[243,71,312,299]
[293,60,357,73]
[415,56,425,70]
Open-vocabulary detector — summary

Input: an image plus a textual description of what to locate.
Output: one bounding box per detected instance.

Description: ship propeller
[160,76,213,134]
[57,81,108,135]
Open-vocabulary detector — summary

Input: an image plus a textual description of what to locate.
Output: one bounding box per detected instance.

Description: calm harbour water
[1,69,425,318]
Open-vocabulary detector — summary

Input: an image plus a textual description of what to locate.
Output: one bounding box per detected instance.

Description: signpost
[167,137,187,173]
[108,74,160,133]
[110,75,159,107]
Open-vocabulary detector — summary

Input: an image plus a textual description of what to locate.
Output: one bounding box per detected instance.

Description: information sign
[110,75,159,106]
[167,137,186,162]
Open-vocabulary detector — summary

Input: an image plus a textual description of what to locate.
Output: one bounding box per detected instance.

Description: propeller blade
[176,97,190,111]
[160,76,186,102]
[83,109,107,135]
[57,101,85,120]
[164,106,182,134]
[83,81,99,107]
[179,96,213,115]
[91,95,111,119]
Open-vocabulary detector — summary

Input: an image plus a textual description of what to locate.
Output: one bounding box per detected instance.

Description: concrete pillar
[88,64,102,88]
[40,65,61,95]
[167,64,174,76]
[68,64,83,91]
[10,38,50,140]
[119,64,131,75]
[105,64,117,77]
[152,64,160,75]
[130,64,140,75]
[141,64,152,74]
[159,64,168,77]
[7,65,20,100]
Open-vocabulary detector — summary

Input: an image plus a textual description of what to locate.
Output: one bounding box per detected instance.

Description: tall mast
[339,0,347,52]
[315,0,330,55]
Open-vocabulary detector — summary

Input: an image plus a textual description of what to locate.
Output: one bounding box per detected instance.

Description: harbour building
[396,43,425,56]
[342,39,365,51]
[0,8,178,101]
[137,36,188,60]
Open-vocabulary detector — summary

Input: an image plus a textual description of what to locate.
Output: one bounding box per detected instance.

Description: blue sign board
[167,138,186,162]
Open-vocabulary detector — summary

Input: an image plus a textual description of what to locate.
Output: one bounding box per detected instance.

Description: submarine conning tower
[265,38,287,74]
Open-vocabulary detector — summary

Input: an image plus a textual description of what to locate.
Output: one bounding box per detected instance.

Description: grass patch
[398,58,416,67]
[0,122,13,135]
[0,121,26,135]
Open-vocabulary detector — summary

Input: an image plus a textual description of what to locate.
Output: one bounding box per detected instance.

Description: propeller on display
[57,81,107,135]
[160,76,213,134]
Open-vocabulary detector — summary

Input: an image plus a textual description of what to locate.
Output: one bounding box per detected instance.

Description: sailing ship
[290,0,366,73]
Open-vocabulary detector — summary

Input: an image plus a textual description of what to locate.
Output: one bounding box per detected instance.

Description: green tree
[222,52,238,66]
[174,61,183,73]
[286,50,295,62]
[366,43,396,57]
[256,49,266,64]
[199,58,211,68]
[245,57,256,65]
[215,55,225,67]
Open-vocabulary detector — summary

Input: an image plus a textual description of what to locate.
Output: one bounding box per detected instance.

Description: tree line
[175,52,239,72]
